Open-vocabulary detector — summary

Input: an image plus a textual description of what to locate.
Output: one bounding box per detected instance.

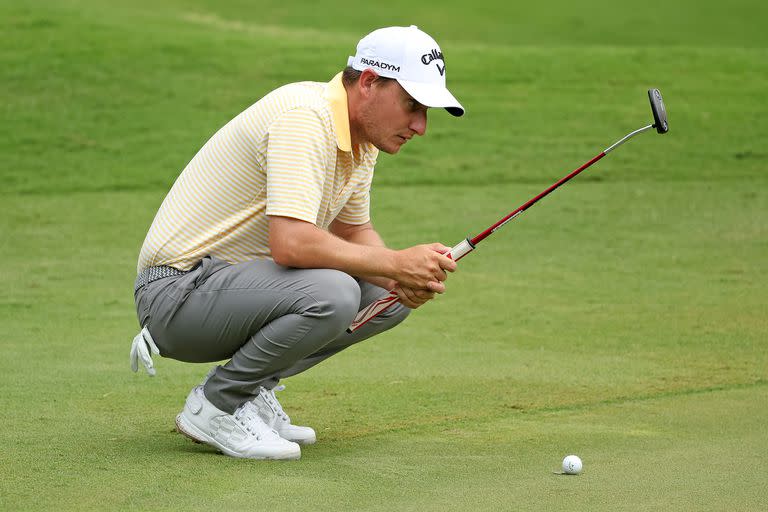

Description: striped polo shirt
[137,73,378,273]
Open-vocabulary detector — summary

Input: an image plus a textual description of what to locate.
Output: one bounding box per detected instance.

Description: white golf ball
[562,455,583,475]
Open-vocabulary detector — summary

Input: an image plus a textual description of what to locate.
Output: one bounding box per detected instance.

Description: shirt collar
[324,72,352,153]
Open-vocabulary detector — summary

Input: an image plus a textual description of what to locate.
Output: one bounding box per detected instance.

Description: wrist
[378,247,400,281]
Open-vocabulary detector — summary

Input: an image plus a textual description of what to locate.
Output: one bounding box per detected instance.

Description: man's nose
[410,110,427,136]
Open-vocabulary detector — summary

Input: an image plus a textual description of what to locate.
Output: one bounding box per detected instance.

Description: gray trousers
[134,256,410,413]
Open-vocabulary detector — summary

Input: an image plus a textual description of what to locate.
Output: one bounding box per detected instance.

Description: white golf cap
[347,25,464,117]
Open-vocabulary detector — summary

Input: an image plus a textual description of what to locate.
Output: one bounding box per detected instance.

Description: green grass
[1,1,766,510]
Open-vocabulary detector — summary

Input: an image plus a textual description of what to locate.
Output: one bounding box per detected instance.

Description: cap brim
[397,79,464,117]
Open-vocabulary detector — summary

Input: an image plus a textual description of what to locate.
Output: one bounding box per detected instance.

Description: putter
[349,88,669,332]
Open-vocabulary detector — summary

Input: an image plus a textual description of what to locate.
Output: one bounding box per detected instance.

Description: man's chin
[373,141,403,155]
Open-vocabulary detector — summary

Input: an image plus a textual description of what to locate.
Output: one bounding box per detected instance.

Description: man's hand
[393,285,436,309]
[391,243,456,292]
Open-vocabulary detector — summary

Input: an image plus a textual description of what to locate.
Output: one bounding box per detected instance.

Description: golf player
[130,25,464,460]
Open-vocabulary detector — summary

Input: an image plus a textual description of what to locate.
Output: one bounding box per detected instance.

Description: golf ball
[562,455,583,475]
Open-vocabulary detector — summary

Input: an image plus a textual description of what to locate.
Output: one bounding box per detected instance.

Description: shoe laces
[260,385,291,423]
[234,401,278,440]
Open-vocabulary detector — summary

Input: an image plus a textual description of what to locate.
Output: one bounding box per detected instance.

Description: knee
[335,273,362,320]
[305,270,361,323]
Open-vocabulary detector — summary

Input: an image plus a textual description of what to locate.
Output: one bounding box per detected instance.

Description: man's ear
[358,68,380,98]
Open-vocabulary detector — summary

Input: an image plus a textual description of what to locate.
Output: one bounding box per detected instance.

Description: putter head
[648,88,669,134]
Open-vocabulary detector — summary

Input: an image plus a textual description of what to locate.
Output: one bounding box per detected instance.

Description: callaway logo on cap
[347,25,465,117]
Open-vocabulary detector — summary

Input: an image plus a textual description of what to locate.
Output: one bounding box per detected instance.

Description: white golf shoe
[252,385,317,445]
[175,386,301,460]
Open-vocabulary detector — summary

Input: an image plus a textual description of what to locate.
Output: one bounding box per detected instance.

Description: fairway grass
[2,1,767,510]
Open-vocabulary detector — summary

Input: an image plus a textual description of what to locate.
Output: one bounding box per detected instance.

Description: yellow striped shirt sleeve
[265,108,334,224]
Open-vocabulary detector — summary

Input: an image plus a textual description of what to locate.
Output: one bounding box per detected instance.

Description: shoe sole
[284,433,316,445]
[175,414,205,444]
[175,413,301,461]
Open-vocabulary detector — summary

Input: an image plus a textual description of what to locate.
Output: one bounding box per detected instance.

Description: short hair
[341,66,395,87]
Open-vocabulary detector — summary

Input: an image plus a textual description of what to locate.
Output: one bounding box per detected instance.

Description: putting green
[1,1,766,510]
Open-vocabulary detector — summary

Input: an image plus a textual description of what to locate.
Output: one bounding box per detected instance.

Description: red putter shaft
[469,152,606,247]
[348,121,658,332]
[347,152,607,333]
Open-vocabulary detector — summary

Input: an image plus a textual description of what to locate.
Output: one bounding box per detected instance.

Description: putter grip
[347,238,475,332]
